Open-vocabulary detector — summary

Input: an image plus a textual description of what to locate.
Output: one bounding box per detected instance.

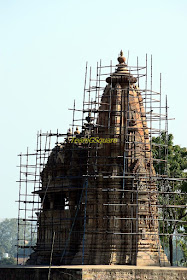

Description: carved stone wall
[27,53,169,266]
[0,266,186,280]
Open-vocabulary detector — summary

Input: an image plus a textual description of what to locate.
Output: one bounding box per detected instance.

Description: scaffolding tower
[17,52,187,266]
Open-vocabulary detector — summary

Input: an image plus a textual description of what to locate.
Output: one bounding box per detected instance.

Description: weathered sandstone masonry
[1,266,187,280]
[17,52,186,268]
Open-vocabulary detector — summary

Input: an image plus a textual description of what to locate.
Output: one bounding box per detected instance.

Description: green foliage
[179,238,187,266]
[0,218,36,259]
[0,257,16,265]
[0,219,18,258]
[152,132,187,178]
[152,132,187,266]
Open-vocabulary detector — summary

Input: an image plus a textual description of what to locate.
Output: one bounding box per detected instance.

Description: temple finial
[118,50,126,64]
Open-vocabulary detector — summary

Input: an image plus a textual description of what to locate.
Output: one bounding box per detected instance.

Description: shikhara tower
[22,51,170,266]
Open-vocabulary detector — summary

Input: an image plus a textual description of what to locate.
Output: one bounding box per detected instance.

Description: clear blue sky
[0,0,186,218]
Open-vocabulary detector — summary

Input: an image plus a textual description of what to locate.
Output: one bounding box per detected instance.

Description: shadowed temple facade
[25,51,170,267]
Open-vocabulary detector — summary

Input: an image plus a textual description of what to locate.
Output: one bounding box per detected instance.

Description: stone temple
[27,51,169,267]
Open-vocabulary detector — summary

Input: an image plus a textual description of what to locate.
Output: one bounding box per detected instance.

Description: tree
[0,218,35,260]
[0,219,18,258]
[0,257,16,265]
[152,132,187,266]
